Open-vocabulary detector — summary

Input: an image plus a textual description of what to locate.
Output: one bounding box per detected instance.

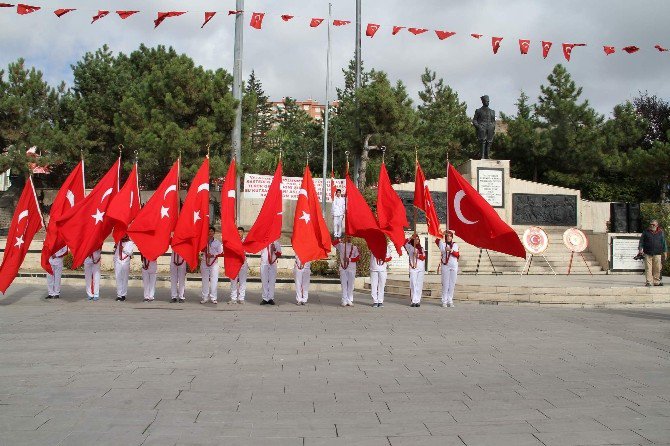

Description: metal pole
[232,0,244,224]
[321,3,332,212]
[353,0,362,186]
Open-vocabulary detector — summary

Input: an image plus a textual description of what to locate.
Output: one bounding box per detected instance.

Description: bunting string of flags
[1,2,668,60]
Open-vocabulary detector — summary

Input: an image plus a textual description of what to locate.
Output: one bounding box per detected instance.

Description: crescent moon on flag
[227,190,235,198]
[197,183,209,193]
[130,191,134,208]
[163,185,177,199]
[454,191,478,225]
[66,190,75,207]
[17,210,29,223]
[299,188,308,197]
[101,188,113,203]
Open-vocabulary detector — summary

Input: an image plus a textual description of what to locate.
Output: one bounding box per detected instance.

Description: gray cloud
[1,0,669,118]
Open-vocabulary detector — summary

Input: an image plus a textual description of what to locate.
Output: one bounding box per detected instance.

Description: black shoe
[260,300,268,305]
[268,299,276,305]
[645,283,652,287]
[120,296,126,301]
[416,303,420,307]
[301,302,306,306]
[410,303,415,307]
[171,298,178,303]
[45,295,53,299]
[116,296,122,301]
[54,295,59,299]
[178,299,185,303]
[378,303,384,308]
[656,283,664,287]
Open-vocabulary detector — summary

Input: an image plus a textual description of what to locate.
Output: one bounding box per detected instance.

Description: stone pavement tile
[0,415,50,431]
[305,438,391,446]
[449,408,548,423]
[376,411,456,425]
[535,430,652,446]
[145,423,253,438]
[0,404,47,417]
[156,397,240,412]
[57,431,147,446]
[426,420,537,436]
[239,400,315,413]
[631,402,670,418]
[177,438,302,446]
[335,422,431,437]
[277,411,379,425]
[141,435,180,446]
[151,409,199,426]
[314,401,391,414]
[634,428,670,444]
[0,429,71,446]
[528,419,610,433]
[251,423,336,438]
[195,410,273,424]
[385,400,470,413]
[595,415,668,430]
[387,436,468,446]
[457,433,544,446]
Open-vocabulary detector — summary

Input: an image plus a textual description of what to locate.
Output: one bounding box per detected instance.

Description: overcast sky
[1,0,669,117]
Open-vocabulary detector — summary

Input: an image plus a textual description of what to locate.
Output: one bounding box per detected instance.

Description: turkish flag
[447,164,525,259]
[154,11,185,28]
[0,3,15,8]
[107,162,140,243]
[250,12,264,29]
[366,23,380,37]
[41,160,84,275]
[414,161,442,238]
[542,41,553,58]
[519,39,530,55]
[201,11,216,28]
[281,14,294,21]
[435,30,456,41]
[171,157,209,271]
[562,43,585,61]
[292,166,332,264]
[377,163,408,254]
[330,170,337,201]
[243,162,283,254]
[17,3,39,14]
[408,28,428,35]
[623,45,640,54]
[471,33,483,39]
[655,45,669,52]
[492,37,503,54]
[333,20,350,26]
[0,177,43,294]
[54,8,75,17]
[116,10,139,19]
[310,18,324,28]
[56,158,119,269]
[228,10,242,16]
[220,160,245,279]
[392,26,404,35]
[91,10,109,24]
[345,174,387,260]
[127,160,179,261]
[604,46,616,55]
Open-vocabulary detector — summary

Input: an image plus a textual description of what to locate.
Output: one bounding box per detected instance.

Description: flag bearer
[436,230,459,308]
[114,235,135,301]
[201,226,223,304]
[84,247,102,301]
[369,245,393,308]
[230,227,248,304]
[260,239,282,305]
[46,246,67,299]
[333,236,359,307]
[141,254,157,302]
[294,255,311,305]
[405,233,426,307]
[170,251,187,303]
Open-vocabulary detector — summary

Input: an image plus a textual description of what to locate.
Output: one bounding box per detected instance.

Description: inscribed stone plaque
[512,194,577,226]
[611,237,644,271]
[477,168,504,208]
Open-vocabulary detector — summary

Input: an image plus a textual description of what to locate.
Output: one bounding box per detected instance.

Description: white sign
[243,174,345,202]
[611,237,644,271]
[477,168,504,208]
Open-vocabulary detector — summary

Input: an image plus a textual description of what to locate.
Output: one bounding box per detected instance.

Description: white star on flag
[161,206,170,218]
[14,235,24,248]
[92,209,105,224]
[193,210,201,224]
[299,211,311,224]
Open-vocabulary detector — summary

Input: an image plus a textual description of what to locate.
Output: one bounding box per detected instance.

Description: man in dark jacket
[638,220,667,286]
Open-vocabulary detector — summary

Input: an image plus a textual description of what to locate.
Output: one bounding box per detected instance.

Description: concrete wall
[581,201,611,233]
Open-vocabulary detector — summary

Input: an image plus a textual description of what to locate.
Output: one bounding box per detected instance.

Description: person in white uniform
[369,245,393,308]
[46,245,67,299]
[170,250,187,303]
[201,226,223,304]
[141,254,158,302]
[114,235,135,302]
[436,230,459,308]
[294,255,311,305]
[260,239,282,305]
[230,227,249,304]
[404,234,426,307]
[332,189,346,238]
[333,236,359,307]
[84,247,102,301]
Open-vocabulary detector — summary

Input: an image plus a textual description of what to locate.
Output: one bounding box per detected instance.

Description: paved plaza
[1,283,669,446]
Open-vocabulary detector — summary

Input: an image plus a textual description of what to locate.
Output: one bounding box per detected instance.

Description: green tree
[242,70,273,162]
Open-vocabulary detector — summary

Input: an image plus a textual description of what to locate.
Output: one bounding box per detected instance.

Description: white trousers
[370,270,388,304]
[333,215,344,238]
[409,268,425,304]
[294,267,311,302]
[230,264,249,302]
[84,263,100,298]
[115,262,130,298]
[170,262,187,300]
[47,264,63,296]
[441,266,458,304]
[260,263,278,301]
[142,270,157,300]
[201,263,219,302]
[339,267,356,304]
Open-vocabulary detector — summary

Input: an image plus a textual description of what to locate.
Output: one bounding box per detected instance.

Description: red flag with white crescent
[492,37,503,54]
[604,46,616,55]
[310,18,324,28]
[16,3,39,14]
[154,11,185,28]
[291,166,332,264]
[414,161,442,238]
[250,12,264,29]
[542,41,553,58]
[201,11,216,28]
[345,174,387,260]
[107,162,141,243]
[0,177,44,294]
[243,162,283,254]
[392,26,404,35]
[519,39,530,55]
[54,8,75,17]
[91,10,109,24]
[377,163,409,254]
[435,30,456,41]
[220,160,246,279]
[116,10,138,19]
[366,23,380,37]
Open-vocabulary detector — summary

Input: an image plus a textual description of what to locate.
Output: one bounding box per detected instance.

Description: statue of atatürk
[472,95,496,159]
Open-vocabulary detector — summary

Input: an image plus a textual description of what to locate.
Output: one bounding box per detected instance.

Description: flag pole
[177,149,182,215]
[80,149,86,191]
[413,147,418,232]
[445,151,450,235]
[321,2,332,212]
[343,150,349,240]
[134,150,140,204]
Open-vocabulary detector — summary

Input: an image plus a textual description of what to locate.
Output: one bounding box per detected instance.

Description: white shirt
[334,241,359,271]
[438,240,459,269]
[260,240,282,266]
[370,247,393,272]
[404,241,426,271]
[202,238,223,267]
[142,258,158,274]
[114,240,135,265]
[294,258,311,271]
[332,196,346,217]
[49,246,68,266]
[84,249,102,266]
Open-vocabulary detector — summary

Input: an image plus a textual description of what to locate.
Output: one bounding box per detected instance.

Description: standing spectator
[638,220,667,286]
[332,189,345,238]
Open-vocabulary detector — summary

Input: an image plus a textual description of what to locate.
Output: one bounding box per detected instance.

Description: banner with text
[244,173,346,202]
